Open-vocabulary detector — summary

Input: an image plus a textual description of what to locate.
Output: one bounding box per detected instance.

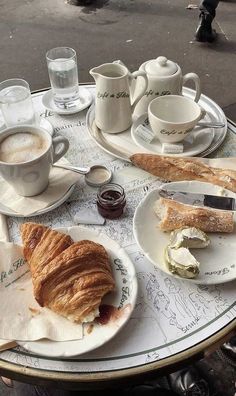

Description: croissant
[20,223,115,323]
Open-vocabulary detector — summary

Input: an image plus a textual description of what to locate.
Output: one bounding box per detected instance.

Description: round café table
[0,85,235,390]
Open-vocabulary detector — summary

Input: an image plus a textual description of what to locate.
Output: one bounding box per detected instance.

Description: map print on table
[1,87,235,373]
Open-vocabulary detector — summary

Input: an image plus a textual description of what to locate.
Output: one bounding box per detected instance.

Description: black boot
[195,12,217,43]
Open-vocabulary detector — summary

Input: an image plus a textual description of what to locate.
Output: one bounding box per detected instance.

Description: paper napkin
[0,241,83,343]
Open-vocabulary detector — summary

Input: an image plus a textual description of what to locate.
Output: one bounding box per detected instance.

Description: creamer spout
[89,66,102,82]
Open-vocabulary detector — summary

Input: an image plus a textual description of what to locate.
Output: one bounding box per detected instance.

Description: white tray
[86,87,227,161]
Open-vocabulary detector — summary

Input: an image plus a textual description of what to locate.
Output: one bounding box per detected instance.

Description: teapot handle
[129,71,148,111]
[183,73,201,102]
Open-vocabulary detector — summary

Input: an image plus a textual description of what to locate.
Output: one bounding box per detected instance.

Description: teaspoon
[53,164,90,175]
[197,121,225,128]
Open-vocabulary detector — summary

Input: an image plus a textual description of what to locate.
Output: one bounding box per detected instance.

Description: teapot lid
[145,56,178,76]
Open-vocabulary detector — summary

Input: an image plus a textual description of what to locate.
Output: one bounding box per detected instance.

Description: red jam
[96,183,126,219]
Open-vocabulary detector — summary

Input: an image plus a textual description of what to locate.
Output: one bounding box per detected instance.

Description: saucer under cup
[42,87,93,115]
[131,113,214,157]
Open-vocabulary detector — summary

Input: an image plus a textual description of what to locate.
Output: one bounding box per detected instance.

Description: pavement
[0,0,235,121]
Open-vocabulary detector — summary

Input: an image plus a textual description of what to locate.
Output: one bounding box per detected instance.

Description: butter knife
[159,189,236,211]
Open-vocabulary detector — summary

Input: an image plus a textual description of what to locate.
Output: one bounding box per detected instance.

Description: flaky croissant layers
[21,223,115,323]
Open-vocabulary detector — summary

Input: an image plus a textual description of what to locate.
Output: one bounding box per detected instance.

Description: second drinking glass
[46,47,79,109]
[0,79,35,127]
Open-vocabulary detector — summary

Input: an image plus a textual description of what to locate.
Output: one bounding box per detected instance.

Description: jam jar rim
[97,183,125,206]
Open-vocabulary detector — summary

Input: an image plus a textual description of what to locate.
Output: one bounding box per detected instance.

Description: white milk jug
[90,62,148,133]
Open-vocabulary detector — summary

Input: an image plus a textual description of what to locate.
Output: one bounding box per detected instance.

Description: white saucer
[0,184,76,218]
[0,116,54,135]
[131,114,215,157]
[42,87,93,115]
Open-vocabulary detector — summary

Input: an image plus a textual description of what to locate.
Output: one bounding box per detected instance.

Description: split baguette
[154,197,234,233]
[131,154,236,193]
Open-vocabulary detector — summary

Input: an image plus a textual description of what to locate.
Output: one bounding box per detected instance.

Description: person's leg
[195,0,220,42]
[199,0,220,18]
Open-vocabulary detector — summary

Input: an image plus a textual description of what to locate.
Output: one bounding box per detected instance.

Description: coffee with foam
[0,132,48,163]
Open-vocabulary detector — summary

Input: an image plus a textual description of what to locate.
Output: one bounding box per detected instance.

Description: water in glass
[48,58,79,108]
[0,85,35,127]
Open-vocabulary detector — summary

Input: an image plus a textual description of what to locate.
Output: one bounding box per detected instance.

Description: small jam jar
[97,183,126,219]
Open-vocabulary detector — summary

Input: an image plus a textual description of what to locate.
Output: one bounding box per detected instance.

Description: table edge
[0,320,235,385]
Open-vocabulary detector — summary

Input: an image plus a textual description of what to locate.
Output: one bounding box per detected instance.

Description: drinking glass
[0,79,36,127]
[46,47,79,109]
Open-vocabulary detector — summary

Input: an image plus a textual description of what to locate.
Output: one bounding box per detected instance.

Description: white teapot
[134,56,201,117]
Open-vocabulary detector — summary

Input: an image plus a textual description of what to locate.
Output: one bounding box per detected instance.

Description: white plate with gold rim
[133,181,236,285]
[86,87,227,161]
[18,226,138,357]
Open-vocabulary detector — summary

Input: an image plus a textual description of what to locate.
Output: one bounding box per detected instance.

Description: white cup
[0,125,69,197]
[148,95,205,143]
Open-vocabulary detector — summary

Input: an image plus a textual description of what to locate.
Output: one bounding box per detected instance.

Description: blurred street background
[0,0,235,120]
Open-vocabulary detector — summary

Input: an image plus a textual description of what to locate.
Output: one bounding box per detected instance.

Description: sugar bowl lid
[145,56,178,76]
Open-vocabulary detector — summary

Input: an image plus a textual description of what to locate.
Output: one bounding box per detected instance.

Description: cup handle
[52,136,69,163]
[193,109,210,132]
[130,71,148,111]
[183,72,201,102]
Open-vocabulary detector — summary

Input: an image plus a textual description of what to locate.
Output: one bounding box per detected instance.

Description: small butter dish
[85,165,112,187]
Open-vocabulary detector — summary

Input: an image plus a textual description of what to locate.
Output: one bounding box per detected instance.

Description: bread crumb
[29,307,40,316]
[86,324,94,334]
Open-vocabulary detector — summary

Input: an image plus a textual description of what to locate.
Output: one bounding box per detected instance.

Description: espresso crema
[0,132,48,163]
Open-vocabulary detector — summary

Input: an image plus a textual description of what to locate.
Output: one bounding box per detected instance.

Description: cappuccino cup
[0,125,69,196]
[148,95,205,143]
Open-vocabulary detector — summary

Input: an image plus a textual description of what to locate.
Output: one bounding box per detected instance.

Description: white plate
[0,116,54,135]
[0,184,76,218]
[131,113,215,157]
[42,87,93,115]
[18,226,138,357]
[133,181,236,285]
[86,87,227,161]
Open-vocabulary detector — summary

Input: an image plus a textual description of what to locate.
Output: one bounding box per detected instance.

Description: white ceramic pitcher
[90,62,148,133]
[134,56,201,117]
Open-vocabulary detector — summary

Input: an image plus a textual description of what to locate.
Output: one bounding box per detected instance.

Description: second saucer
[131,113,215,157]
[42,87,93,115]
